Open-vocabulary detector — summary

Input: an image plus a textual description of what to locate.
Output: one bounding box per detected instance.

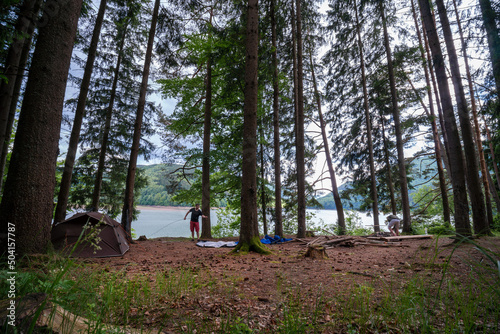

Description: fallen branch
[347,271,376,278]
[319,236,355,246]
[307,236,326,246]
[355,242,405,247]
[322,229,336,236]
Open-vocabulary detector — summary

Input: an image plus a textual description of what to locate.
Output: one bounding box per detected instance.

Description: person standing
[386,214,401,236]
[184,203,207,241]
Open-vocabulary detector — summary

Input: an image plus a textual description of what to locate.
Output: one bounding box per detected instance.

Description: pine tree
[418,0,472,236]
[54,0,108,223]
[122,0,161,235]
[0,0,83,254]
[233,0,269,254]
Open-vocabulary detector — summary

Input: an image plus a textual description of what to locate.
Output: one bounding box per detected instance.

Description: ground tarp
[196,241,237,248]
[260,235,293,244]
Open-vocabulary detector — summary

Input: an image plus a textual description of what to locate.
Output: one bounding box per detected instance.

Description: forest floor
[78,234,500,333]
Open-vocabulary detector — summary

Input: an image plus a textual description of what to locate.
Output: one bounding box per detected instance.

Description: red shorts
[190,221,200,233]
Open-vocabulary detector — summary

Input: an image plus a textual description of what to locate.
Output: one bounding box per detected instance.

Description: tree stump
[305,230,316,237]
[304,245,329,259]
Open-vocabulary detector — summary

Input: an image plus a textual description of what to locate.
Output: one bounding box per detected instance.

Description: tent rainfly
[51,212,129,258]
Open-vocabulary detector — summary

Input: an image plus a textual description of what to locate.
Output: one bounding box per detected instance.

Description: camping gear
[196,241,238,248]
[260,235,293,244]
[51,212,129,258]
[386,214,399,221]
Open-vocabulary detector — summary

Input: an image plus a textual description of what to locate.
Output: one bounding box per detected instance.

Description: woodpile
[295,235,432,249]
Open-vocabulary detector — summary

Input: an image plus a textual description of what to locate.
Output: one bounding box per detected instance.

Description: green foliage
[212,207,240,238]
[492,214,500,233]
[63,152,147,219]
[340,211,371,235]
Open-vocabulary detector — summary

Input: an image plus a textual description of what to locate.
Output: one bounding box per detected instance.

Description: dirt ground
[84,234,500,333]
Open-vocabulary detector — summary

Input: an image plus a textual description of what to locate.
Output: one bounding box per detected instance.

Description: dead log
[347,271,375,278]
[320,236,355,246]
[1,293,161,333]
[294,238,309,244]
[307,236,325,246]
[355,242,405,247]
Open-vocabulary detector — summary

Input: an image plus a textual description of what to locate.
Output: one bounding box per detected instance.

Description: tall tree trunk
[478,0,500,112]
[410,0,450,224]
[380,114,397,215]
[355,0,380,232]
[435,0,488,235]
[0,0,43,176]
[408,75,452,224]
[91,25,127,211]
[260,123,268,236]
[295,0,306,238]
[201,6,213,239]
[422,24,452,174]
[54,0,108,223]
[270,0,283,237]
[121,0,160,236]
[291,0,299,232]
[0,0,42,192]
[379,1,411,233]
[453,0,494,230]
[483,114,500,191]
[418,0,471,236]
[309,51,345,234]
[0,0,83,254]
[233,0,268,254]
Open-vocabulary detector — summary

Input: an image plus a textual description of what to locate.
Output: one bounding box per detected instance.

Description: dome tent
[51,212,129,258]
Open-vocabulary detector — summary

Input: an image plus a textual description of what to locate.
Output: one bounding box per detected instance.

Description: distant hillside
[314,156,438,210]
[139,157,438,209]
[136,164,193,206]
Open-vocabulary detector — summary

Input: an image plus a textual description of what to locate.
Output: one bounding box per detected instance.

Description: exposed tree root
[230,236,271,255]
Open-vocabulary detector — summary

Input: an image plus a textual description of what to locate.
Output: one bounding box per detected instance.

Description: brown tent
[51,212,129,258]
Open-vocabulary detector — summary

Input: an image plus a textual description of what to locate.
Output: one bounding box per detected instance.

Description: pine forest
[1,0,500,332]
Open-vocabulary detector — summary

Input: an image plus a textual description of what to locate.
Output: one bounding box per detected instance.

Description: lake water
[130,206,389,238]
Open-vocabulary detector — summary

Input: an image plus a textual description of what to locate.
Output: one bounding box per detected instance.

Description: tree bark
[379,0,411,233]
[0,0,43,176]
[260,123,267,236]
[418,0,471,236]
[0,0,83,254]
[453,0,493,232]
[0,0,42,185]
[91,24,127,211]
[270,0,283,237]
[294,0,306,238]
[0,0,42,192]
[201,6,213,239]
[478,0,500,112]
[54,0,108,223]
[380,113,397,215]
[422,23,452,174]
[435,0,488,235]
[410,0,450,224]
[309,51,345,234]
[355,0,380,232]
[121,0,160,236]
[233,0,269,254]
